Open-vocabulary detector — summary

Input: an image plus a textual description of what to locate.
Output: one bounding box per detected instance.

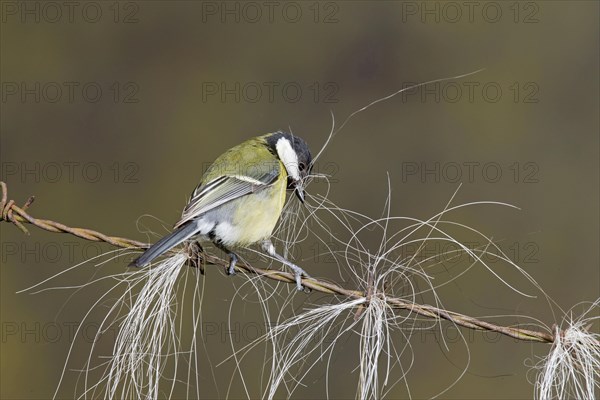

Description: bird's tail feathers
[129,221,199,267]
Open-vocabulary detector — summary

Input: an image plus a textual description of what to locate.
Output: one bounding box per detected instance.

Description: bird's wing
[174,168,280,228]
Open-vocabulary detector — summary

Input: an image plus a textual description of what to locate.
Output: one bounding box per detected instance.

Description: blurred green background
[1,1,598,399]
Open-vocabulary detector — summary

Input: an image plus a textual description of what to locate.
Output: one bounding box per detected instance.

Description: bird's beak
[295,186,305,203]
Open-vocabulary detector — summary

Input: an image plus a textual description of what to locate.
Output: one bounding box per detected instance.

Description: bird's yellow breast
[225,162,287,246]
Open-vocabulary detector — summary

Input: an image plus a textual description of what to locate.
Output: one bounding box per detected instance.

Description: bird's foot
[226,253,238,276]
[185,241,205,275]
[288,264,311,292]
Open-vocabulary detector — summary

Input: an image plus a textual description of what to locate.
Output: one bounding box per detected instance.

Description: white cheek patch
[276,137,300,181]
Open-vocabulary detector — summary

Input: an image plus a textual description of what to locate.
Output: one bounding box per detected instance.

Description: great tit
[129,131,312,290]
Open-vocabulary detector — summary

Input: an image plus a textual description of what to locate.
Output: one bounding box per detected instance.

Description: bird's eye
[299,162,306,171]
